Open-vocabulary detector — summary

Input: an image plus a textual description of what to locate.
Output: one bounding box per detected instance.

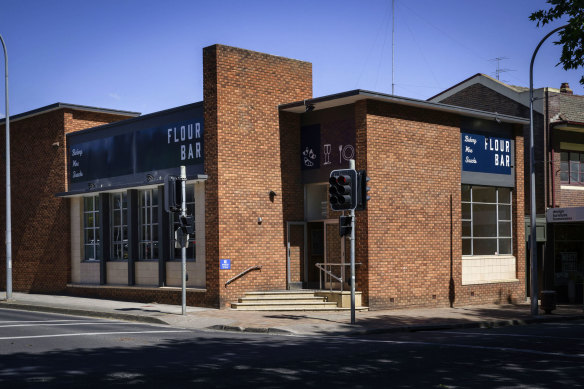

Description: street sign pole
[349,159,356,324]
[180,165,187,316]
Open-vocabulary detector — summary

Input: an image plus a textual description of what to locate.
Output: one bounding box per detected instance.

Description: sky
[0,0,582,117]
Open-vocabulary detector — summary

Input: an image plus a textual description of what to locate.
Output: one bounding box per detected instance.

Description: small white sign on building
[546,207,584,223]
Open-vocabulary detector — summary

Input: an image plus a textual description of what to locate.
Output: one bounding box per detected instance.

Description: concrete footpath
[1,292,583,336]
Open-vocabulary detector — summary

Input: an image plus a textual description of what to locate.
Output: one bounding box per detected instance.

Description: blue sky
[0,0,581,116]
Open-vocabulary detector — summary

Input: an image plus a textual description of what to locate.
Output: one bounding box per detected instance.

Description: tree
[530,0,584,84]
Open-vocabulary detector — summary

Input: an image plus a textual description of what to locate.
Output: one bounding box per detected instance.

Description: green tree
[530,0,584,83]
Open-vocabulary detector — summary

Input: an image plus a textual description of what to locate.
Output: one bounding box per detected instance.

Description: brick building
[1,46,529,309]
[430,73,584,303]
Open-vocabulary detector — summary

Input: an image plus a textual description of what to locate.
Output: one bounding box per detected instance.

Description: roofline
[551,120,584,127]
[279,89,530,125]
[426,73,485,101]
[0,102,140,125]
[65,101,204,138]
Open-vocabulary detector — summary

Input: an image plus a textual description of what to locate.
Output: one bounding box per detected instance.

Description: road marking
[0,330,189,341]
[0,321,133,328]
[318,336,584,359]
[433,330,584,341]
[0,319,104,324]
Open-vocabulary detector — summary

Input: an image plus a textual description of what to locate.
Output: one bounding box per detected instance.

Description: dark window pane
[473,203,497,237]
[561,161,569,182]
[570,152,579,162]
[462,221,471,237]
[499,238,512,254]
[472,186,496,203]
[462,203,471,220]
[498,205,511,221]
[473,239,497,255]
[462,239,471,255]
[498,188,511,204]
[570,161,579,182]
[461,185,471,202]
[84,245,94,261]
[499,221,511,237]
[561,151,568,162]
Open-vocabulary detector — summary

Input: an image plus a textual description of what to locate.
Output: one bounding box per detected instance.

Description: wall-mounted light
[52,142,60,149]
[257,217,263,225]
[269,190,276,202]
[304,99,315,112]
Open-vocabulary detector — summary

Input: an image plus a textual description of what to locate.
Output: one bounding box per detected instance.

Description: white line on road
[0,319,91,324]
[0,321,134,328]
[0,330,190,341]
[433,330,584,341]
[317,336,584,359]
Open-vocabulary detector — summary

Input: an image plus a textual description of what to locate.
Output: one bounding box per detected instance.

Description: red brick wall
[0,109,134,293]
[359,100,525,309]
[203,45,312,307]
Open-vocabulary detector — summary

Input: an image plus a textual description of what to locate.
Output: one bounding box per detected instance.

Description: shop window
[560,151,584,184]
[170,184,195,261]
[111,192,128,260]
[462,185,512,256]
[139,189,159,260]
[83,196,100,261]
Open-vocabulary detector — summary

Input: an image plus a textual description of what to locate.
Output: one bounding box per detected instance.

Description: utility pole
[0,34,11,301]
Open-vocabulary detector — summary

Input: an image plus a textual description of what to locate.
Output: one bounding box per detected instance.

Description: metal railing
[315,262,361,292]
[224,265,262,287]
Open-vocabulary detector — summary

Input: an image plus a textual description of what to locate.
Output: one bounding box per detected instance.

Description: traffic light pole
[349,160,356,324]
[180,165,187,316]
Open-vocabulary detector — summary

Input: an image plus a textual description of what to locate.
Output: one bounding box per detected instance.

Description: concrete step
[243,291,318,299]
[239,297,326,304]
[230,301,340,310]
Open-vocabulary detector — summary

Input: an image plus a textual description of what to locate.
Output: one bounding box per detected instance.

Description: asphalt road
[1,307,583,388]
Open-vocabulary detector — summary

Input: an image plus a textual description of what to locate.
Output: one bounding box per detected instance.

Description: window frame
[110,192,128,260]
[560,150,584,184]
[462,185,513,256]
[83,196,100,261]
[138,188,159,260]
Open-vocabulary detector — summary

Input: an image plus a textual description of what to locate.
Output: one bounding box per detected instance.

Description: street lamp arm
[528,24,566,317]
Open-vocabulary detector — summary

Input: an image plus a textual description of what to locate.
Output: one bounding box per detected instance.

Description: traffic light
[339,215,352,237]
[164,175,183,213]
[179,215,195,235]
[356,170,371,211]
[329,169,358,211]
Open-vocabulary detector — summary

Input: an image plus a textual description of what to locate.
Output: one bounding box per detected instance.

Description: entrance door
[306,222,324,288]
[286,222,306,290]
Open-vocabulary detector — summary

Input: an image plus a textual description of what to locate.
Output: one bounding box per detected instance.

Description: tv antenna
[490,57,514,82]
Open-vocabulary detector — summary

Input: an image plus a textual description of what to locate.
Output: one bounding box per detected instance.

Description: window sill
[560,184,584,191]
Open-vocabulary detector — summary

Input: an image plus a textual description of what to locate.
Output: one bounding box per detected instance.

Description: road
[0,307,583,388]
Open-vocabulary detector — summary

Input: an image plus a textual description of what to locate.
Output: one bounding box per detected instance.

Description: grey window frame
[83,196,100,261]
[111,192,128,260]
[462,185,513,256]
[139,189,159,260]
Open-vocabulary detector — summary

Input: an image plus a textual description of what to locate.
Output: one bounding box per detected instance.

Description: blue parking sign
[220,259,231,270]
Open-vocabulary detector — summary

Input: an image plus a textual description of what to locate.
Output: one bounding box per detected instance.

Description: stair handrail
[225,265,262,288]
[315,262,361,292]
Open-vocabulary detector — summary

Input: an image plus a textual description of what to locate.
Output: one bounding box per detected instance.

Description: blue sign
[461,132,511,175]
[220,259,231,270]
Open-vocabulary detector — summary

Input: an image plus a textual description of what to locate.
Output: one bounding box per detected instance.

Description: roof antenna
[490,57,514,82]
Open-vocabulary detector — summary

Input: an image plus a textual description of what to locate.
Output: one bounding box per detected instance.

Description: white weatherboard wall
[462,255,518,285]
